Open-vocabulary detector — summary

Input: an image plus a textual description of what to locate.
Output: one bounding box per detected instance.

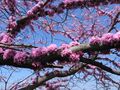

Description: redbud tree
[0,0,120,90]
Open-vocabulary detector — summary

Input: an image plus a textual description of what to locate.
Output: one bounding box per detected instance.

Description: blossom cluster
[3,49,29,64]
[27,1,63,19]
[27,1,44,19]
[0,43,55,65]
[3,49,16,60]
[0,32,13,43]
[32,42,83,62]
[89,31,120,46]
[7,16,17,32]
[63,0,82,4]
[14,51,28,63]
[1,31,120,65]
[31,44,57,58]
[60,41,83,62]
[62,0,119,10]
[0,41,83,65]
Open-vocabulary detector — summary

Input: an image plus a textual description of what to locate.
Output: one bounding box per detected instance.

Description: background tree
[0,0,120,90]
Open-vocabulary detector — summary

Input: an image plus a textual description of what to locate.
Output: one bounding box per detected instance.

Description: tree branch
[0,41,119,70]
[7,0,120,36]
[19,63,84,90]
[108,12,120,32]
[81,57,120,75]
[19,57,120,90]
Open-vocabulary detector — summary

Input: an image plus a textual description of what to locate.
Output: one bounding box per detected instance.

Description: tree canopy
[0,0,120,90]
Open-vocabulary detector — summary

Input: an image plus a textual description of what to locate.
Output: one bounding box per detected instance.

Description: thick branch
[19,57,120,90]
[19,63,84,90]
[108,12,120,32]
[81,57,120,75]
[69,42,120,52]
[0,41,119,70]
[61,0,120,9]
[8,0,120,36]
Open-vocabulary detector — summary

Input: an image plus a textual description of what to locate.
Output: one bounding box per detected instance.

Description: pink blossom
[27,10,38,20]
[31,47,47,58]
[41,47,48,54]
[31,48,41,57]
[60,43,70,49]
[69,53,80,61]
[63,0,81,3]
[69,41,80,47]
[101,33,113,45]
[63,0,73,3]
[31,4,40,13]
[61,49,72,56]
[27,10,34,17]
[47,44,57,53]
[63,0,71,3]
[14,51,28,63]
[32,62,42,68]
[8,21,17,31]
[9,16,16,21]
[116,63,120,67]
[0,48,3,54]
[27,1,42,18]
[76,51,83,57]
[0,33,13,43]
[113,31,120,41]
[88,65,96,69]
[7,16,17,31]
[89,36,101,45]
[3,49,16,60]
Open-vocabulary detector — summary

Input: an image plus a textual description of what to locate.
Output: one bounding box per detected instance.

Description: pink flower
[69,41,80,47]
[101,33,113,45]
[31,48,41,57]
[3,49,16,60]
[63,0,72,3]
[47,44,57,53]
[14,51,28,63]
[60,43,70,49]
[9,16,16,22]
[0,48,3,54]
[69,53,80,62]
[27,10,34,17]
[31,4,40,14]
[32,62,42,68]
[61,49,72,56]
[63,0,80,4]
[89,36,101,45]
[76,51,83,57]
[31,47,48,58]
[88,65,96,69]
[7,16,17,31]
[113,31,120,42]
[0,33,13,43]
[8,21,17,31]
[41,47,48,54]
[98,10,105,16]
